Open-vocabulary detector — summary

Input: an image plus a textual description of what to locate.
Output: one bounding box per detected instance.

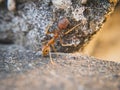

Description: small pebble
[7,0,16,11]
[81,0,87,5]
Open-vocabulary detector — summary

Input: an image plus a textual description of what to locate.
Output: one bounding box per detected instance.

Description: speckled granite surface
[0,0,116,52]
[0,0,120,90]
[0,45,120,90]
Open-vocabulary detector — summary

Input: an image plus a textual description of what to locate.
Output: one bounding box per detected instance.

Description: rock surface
[0,0,120,90]
[0,0,117,52]
[0,45,120,90]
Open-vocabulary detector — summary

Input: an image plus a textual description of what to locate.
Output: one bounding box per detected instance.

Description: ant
[42,17,81,64]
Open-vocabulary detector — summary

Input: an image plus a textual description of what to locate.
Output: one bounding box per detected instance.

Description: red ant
[42,17,81,64]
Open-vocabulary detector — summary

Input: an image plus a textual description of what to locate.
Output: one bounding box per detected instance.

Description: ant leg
[49,48,56,65]
[51,44,57,53]
[51,44,59,57]
[45,23,58,35]
[64,23,81,35]
[45,22,54,35]
[45,7,57,35]
[59,36,73,46]
[45,7,59,35]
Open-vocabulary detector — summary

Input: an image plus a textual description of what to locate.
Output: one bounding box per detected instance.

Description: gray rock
[0,0,117,52]
[0,1,120,90]
[0,45,120,90]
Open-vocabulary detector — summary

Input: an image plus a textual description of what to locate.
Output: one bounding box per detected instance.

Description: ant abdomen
[58,17,70,30]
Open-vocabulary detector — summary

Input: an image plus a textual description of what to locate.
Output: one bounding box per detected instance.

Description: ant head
[42,46,50,56]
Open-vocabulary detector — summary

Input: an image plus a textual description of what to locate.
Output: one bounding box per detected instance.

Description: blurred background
[82,3,120,62]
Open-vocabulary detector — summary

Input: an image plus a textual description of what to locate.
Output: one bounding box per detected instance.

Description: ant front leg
[49,47,56,65]
[51,44,59,57]
[51,44,57,53]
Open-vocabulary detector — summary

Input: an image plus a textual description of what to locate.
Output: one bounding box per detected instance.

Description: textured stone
[0,1,120,90]
[0,45,120,90]
[0,0,118,52]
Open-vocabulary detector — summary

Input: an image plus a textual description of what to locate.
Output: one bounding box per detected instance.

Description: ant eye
[45,50,48,52]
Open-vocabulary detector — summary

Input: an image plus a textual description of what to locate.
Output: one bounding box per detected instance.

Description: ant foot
[50,59,57,65]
